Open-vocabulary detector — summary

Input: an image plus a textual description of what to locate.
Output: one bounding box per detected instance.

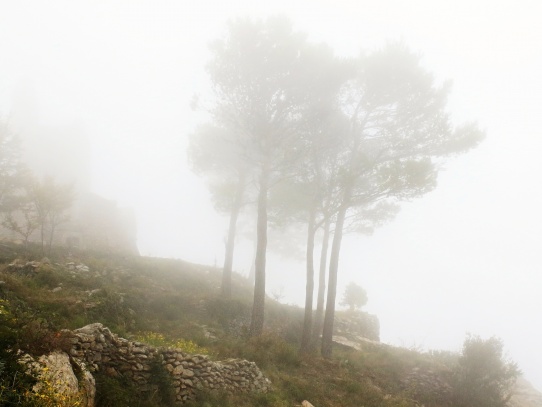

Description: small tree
[0,120,26,212]
[453,335,520,407]
[1,123,35,248]
[2,187,40,249]
[31,177,75,255]
[340,282,368,311]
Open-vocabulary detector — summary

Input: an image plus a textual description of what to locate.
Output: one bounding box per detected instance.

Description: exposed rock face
[19,351,95,407]
[334,310,380,342]
[36,352,79,396]
[68,323,270,404]
[332,311,381,352]
[510,377,542,407]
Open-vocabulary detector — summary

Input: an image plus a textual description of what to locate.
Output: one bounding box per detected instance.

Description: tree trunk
[47,212,61,256]
[47,219,56,256]
[250,166,269,337]
[40,221,45,255]
[312,216,330,347]
[321,203,347,358]
[300,206,317,353]
[221,175,245,298]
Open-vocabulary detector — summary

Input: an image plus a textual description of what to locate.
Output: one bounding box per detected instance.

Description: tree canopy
[340,282,368,311]
[194,18,484,353]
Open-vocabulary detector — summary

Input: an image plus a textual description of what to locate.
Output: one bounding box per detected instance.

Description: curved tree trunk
[300,206,317,353]
[250,166,269,337]
[221,175,245,298]
[321,203,347,358]
[312,216,330,347]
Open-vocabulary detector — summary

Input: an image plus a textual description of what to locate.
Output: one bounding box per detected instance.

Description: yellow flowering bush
[0,299,16,325]
[0,365,85,407]
[0,299,8,315]
[135,331,209,355]
[25,369,85,407]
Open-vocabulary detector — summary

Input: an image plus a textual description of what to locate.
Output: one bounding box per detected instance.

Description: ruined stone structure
[3,80,139,255]
[62,193,139,255]
[68,323,270,404]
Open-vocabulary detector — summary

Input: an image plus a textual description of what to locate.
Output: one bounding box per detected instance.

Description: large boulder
[20,351,95,407]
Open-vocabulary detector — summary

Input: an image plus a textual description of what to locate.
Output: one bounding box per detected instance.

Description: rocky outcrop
[510,377,542,407]
[19,351,95,407]
[332,311,381,352]
[68,323,270,404]
[334,310,380,342]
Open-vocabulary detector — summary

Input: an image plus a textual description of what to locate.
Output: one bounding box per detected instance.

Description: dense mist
[1,0,541,392]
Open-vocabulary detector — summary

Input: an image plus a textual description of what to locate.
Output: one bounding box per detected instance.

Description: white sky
[1,0,541,391]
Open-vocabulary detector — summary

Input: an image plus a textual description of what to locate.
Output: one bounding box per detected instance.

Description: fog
[1,0,541,391]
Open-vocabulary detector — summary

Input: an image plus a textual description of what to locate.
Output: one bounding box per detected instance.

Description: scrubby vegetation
[0,242,520,406]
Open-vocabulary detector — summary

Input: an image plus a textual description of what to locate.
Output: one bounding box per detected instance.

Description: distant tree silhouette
[0,121,26,212]
[31,177,74,255]
[340,282,368,311]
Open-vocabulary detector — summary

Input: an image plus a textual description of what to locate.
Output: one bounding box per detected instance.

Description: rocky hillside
[0,243,540,406]
[510,378,542,407]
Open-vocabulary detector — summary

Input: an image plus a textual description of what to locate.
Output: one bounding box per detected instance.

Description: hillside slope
[0,243,539,406]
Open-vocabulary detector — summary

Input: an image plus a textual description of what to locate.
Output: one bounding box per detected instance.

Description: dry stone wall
[68,323,270,403]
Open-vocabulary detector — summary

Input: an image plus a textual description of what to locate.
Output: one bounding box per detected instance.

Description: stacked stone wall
[68,323,270,403]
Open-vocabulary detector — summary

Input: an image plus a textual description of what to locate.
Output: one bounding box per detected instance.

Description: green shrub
[147,359,176,406]
[452,335,520,407]
[33,265,61,288]
[205,298,251,328]
[18,319,72,356]
[214,333,300,369]
[94,368,175,407]
[86,289,136,334]
[183,389,290,407]
[0,313,38,406]
[0,362,38,406]
[94,373,141,407]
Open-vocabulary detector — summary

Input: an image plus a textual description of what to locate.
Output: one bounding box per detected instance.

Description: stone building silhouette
[2,80,138,254]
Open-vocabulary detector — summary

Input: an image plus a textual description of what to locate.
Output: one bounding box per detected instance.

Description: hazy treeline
[189,16,484,357]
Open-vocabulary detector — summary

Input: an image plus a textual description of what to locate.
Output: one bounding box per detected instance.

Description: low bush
[134,331,210,355]
[94,367,175,407]
[94,373,142,407]
[452,335,520,407]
